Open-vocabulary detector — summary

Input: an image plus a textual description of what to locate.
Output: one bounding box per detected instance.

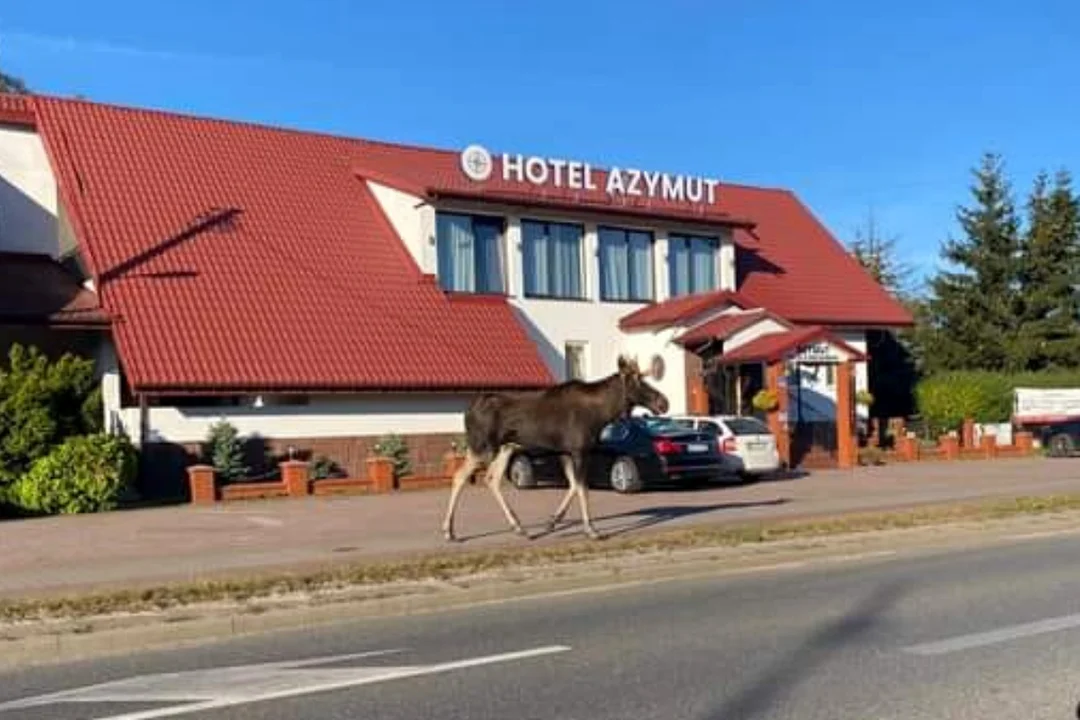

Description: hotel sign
[794,341,841,363]
[459,144,719,205]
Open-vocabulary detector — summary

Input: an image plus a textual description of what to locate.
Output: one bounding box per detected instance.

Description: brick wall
[136,431,462,502]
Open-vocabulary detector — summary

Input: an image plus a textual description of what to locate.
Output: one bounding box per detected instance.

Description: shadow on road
[598,499,791,538]
[694,579,909,720]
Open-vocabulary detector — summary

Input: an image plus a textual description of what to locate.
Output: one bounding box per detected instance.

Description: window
[435,212,505,293]
[723,417,772,435]
[668,233,719,297]
[522,219,584,299]
[598,226,654,302]
[565,341,586,380]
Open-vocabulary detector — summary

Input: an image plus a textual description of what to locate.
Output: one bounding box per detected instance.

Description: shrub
[915,371,1020,436]
[0,344,101,490]
[203,420,248,483]
[8,433,138,515]
[373,433,411,480]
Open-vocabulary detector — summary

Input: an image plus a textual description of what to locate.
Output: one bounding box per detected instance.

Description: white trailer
[1013,387,1080,456]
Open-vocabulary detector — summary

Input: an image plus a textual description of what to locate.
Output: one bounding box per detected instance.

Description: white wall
[0,125,58,257]
[366,180,436,273]
[118,393,472,445]
[622,326,688,414]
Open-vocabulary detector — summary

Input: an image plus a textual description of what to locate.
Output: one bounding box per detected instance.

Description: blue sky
[3,0,1080,292]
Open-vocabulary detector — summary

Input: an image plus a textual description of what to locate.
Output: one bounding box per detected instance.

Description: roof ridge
[27,93,801,196]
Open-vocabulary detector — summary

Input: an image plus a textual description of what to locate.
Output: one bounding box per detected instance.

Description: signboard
[794,341,841,364]
[459,144,720,205]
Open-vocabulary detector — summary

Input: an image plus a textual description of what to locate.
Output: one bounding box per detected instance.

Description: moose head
[617,354,669,416]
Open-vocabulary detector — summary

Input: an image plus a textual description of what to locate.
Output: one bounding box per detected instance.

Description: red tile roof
[0,93,34,126]
[0,253,109,327]
[718,325,867,364]
[12,93,910,393]
[729,188,914,327]
[673,308,791,347]
[28,96,555,393]
[619,290,754,330]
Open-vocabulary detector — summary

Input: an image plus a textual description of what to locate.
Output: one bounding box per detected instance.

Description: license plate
[686,443,708,453]
[748,442,765,449]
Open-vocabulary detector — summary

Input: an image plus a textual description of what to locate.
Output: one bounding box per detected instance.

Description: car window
[724,417,771,435]
[639,417,688,434]
[600,422,630,442]
[669,418,697,429]
[699,420,721,433]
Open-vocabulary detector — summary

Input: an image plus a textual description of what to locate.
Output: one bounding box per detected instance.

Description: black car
[506,416,733,493]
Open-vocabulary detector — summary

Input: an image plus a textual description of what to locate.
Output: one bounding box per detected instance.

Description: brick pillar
[187,464,217,505]
[281,460,310,497]
[367,456,395,493]
[940,435,959,460]
[836,361,855,469]
[900,435,919,461]
[1016,430,1034,454]
[961,417,975,448]
[765,360,790,468]
[980,433,997,459]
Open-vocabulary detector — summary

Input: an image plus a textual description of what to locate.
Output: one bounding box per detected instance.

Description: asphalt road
[4,533,1080,719]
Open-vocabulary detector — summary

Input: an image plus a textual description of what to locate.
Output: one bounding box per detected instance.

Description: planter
[187,464,217,505]
[367,455,395,493]
[443,451,466,480]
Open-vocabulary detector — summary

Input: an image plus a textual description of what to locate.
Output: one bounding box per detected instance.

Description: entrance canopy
[716,325,866,366]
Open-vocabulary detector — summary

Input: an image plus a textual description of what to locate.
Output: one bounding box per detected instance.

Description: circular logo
[460,144,493,182]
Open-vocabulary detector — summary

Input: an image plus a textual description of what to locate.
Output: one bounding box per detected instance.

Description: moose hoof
[545,519,559,533]
[443,530,457,543]
[585,528,603,541]
[514,525,529,538]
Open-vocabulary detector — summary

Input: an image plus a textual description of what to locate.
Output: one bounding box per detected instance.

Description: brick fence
[186,451,472,505]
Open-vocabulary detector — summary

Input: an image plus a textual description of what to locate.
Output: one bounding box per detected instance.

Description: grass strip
[3,492,1080,623]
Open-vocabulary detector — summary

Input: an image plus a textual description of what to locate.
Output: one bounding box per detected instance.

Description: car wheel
[609,456,643,494]
[509,454,537,489]
[1048,433,1074,458]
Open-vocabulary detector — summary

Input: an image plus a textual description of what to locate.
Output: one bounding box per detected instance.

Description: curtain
[551,223,582,298]
[669,235,691,297]
[473,218,504,293]
[628,230,653,300]
[690,236,717,292]
[599,228,629,300]
[669,233,717,296]
[436,213,474,292]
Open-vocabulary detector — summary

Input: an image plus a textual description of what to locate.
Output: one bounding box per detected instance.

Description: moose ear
[617,355,631,373]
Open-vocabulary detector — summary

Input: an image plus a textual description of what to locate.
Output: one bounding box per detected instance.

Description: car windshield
[725,417,771,435]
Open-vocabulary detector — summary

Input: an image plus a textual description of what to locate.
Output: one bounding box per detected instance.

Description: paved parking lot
[2,457,1078,599]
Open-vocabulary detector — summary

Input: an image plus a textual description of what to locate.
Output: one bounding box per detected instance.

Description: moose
[441,355,670,542]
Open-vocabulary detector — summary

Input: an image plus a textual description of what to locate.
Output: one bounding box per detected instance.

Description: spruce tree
[921,153,1024,372]
[1016,168,1080,370]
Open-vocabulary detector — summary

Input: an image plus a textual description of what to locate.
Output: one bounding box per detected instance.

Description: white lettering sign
[795,342,840,363]
[460,145,719,205]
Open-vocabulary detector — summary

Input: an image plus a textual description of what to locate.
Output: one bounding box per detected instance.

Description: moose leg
[558,453,602,540]
[546,483,577,532]
[484,444,528,537]
[442,448,482,542]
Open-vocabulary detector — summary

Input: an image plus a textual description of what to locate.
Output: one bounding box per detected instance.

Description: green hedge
[8,433,138,515]
[915,369,1080,436]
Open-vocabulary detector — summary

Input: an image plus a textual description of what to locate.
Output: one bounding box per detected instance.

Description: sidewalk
[3,457,1080,600]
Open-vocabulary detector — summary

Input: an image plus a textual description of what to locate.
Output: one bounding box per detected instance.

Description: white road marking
[902,612,1080,656]
[0,645,570,719]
